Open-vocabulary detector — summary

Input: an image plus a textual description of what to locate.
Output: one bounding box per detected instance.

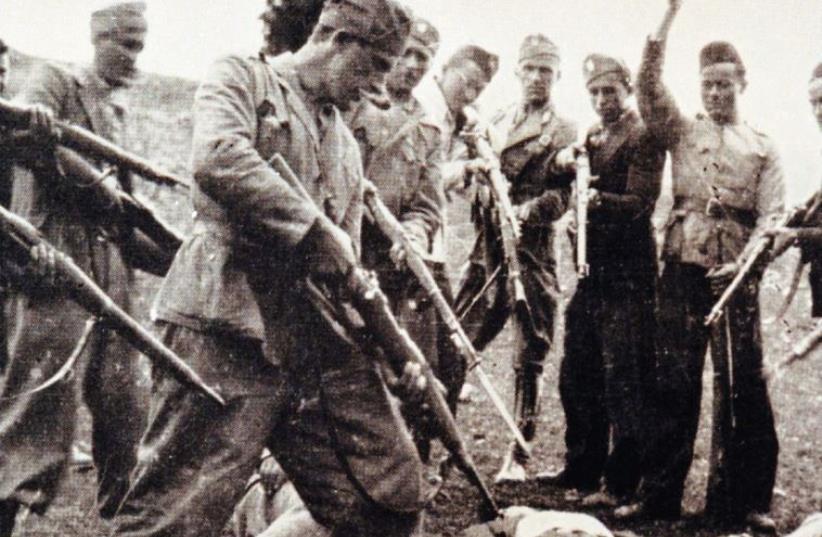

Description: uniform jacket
[11,62,135,307]
[797,186,822,317]
[482,101,576,271]
[153,54,364,349]
[581,109,666,279]
[638,39,785,268]
[347,96,444,275]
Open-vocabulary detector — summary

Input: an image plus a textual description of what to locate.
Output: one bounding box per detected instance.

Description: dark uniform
[110,2,422,536]
[456,36,576,470]
[559,56,666,496]
[0,3,153,521]
[636,37,784,519]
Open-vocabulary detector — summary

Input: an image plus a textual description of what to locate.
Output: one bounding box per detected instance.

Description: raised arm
[637,0,686,148]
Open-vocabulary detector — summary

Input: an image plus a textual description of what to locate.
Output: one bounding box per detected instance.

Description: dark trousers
[0,294,146,521]
[111,321,423,537]
[560,275,656,496]
[641,262,778,518]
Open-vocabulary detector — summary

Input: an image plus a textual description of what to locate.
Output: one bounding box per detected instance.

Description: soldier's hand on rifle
[588,188,603,210]
[707,262,739,295]
[514,202,533,223]
[465,158,491,177]
[29,243,66,288]
[258,450,288,495]
[302,217,357,279]
[765,227,799,259]
[389,235,425,270]
[27,104,58,143]
[555,146,577,172]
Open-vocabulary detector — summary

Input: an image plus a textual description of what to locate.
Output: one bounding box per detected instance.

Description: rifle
[362,181,531,457]
[269,154,500,521]
[460,125,531,334]
[705,196,822,326]
[0,97,189,189]
[0,205,225,406]
[768,322,822,379]
[574,148,591,278]
[54,147,184,254]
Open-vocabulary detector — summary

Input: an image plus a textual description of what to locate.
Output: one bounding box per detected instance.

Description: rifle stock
[269,154,500,520]
[0,97,189,189]
[0,205,225,406]
[362,184,531,457]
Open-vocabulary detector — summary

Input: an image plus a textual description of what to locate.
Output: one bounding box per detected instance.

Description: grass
[7,53,821,537]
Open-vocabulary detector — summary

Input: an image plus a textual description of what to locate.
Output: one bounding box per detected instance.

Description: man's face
[385,44,431,96]
[809,81,822,132]
[0,53,9,95]
[700,63,744,123]
[94,32,145,85]
[587,74,630,124]
[517,60,556,107]
[439,60,487,114]
[327,33,394,110]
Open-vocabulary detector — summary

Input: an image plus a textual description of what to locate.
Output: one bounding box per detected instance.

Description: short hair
[262,0,325,53]
[443,45,498,82]
[0,39,8,56]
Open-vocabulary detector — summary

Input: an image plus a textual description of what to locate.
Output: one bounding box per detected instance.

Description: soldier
[0,2,154,533]
[414,45,499,191]
[347,17,458,463]
[109,1,422,536]
[546,54,665,504]
[767,62,822,316]
[454,34,576,483]
[617,1,783,531]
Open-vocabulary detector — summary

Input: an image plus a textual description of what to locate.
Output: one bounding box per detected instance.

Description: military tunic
[0,62,147,518]
[559,109,665,495]
[111,55,423,537]
[455,101,575,460]
[796,185,822,317]
[636,38,783,519]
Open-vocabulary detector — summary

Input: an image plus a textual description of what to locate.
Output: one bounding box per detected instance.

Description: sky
[2,0,821,202]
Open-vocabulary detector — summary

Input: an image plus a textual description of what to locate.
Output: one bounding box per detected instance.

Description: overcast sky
[2,0,821,201]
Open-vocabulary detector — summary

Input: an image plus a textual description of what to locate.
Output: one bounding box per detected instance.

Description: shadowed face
[0,53,8,95]
[517,59,556,107]
[440,59,487,114]
[385,44,432,97]
[94,32,145,86]
[810,79,822,131]
[587,73,630,124]
[700,63,745,124]
[327,33,394,110]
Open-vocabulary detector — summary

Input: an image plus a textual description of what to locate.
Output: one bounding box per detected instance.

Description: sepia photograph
[0,1,820,536]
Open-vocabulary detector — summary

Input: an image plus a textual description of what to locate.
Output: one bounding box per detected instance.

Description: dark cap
[519,34,559,68]
[812,62,822,82]
[699,41,745,76]
[449,45,499,82]
[583,53,631,87]
[407,17,439,57]
[90,1,147,41]
[317,0,411,57]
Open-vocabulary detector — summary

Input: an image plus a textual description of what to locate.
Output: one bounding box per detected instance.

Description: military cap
[519,34,560,68]
[583,53,631,87]
[699,41,745,76]
[90,1,147,41]
[317,0,412,57]
[407,17,440,58]
[449,45,499,82]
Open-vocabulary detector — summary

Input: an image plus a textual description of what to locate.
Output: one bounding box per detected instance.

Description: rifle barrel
[0,97,189,189]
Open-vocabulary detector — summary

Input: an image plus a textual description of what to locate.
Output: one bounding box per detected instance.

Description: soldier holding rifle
[109,2,439,536]
[549,55,665,505]
[0,2,160,532]
[618,1,783,531]
[455,34,576,483]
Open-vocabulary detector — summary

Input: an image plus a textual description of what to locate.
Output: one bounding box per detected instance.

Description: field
[6,51,822,536]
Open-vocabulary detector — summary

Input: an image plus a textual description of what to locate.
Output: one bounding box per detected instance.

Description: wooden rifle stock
[269,154,500,520]
[0,97,189,189]
[0,205,224,406]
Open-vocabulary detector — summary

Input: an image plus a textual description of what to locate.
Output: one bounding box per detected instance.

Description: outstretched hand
[28,104,58,142]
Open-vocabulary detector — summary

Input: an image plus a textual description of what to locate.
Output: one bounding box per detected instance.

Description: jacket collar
[588,108,638,165]
[501,101,555,151]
